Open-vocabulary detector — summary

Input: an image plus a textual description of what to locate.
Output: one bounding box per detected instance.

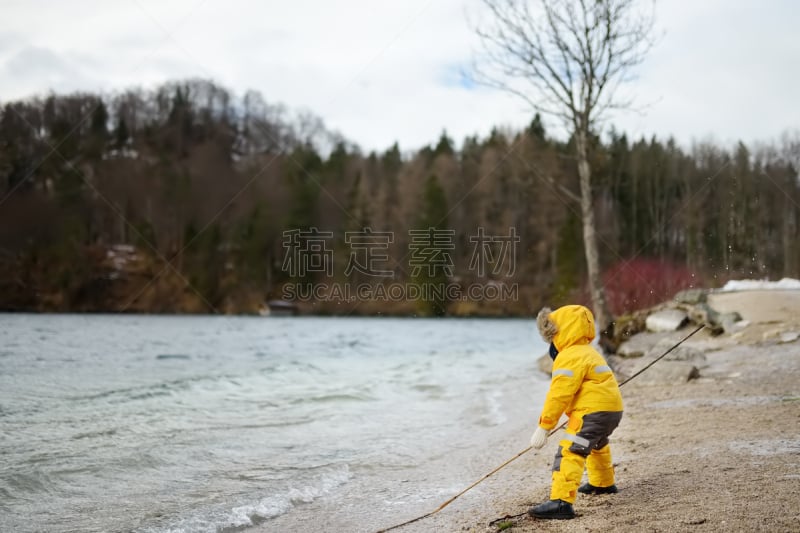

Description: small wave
[411,384,445,397]
[485,389,507,425]
[66,383,180,405]
[138,466,352,533]
[463,389,507,427]
[288,360,324,373]
[194,417,316,433]
[224,466,352,530]
[129,389,173,401]
[288,392,374,405]
[156,354,191,360]
[3,468,56,495]
[0,486,13,508]
[64,373,239,405]
[72,428,118,440]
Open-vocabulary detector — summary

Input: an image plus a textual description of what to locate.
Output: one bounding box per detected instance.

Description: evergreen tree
[527,113,546,141]
[413,174,451,316]
[114,117,130,149]
[286,144,323,231]
[434,131,454,156]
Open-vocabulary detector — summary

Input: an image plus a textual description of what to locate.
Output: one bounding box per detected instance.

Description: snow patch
[719,278,800,291]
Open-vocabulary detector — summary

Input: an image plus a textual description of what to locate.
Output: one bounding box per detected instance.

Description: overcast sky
[1,0,797,152]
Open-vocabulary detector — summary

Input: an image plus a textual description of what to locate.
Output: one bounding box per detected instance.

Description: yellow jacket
[537,305,623,430]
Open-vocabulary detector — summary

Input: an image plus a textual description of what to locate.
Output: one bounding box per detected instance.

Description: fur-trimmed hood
[537,305,595,351]
[537,307,558,343]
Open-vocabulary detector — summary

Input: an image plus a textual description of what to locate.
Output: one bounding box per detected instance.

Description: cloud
[0,46,98,99]
[612,0,800,146]
[0,0,797,151]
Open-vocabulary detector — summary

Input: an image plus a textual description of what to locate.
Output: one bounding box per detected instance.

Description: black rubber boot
[528,499,576,520]
[578,482,618,495]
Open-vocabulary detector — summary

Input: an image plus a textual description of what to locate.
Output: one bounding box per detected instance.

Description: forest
[1,78,798,316]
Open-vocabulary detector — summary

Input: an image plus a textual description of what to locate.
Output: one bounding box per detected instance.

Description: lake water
[0,315,549,532]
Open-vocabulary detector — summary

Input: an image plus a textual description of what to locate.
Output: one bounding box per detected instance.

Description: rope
[375,323,706,532]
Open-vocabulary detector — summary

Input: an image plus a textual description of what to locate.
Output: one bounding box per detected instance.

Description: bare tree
[473,0,655,334]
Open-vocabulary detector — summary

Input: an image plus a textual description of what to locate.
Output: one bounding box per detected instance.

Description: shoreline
[376,290,800,533]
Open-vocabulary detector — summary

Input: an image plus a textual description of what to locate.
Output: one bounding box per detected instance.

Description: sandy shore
[389,290,800,533]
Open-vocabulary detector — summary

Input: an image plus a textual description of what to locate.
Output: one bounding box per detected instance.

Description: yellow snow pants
[551,410,623,503]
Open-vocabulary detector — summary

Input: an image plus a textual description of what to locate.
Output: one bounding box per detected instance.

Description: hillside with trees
[0,79,798,316]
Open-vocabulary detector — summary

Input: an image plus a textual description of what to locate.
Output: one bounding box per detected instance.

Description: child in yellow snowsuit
[528,305,624,520]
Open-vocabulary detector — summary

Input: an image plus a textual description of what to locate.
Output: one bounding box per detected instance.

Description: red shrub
[602,258,702,315]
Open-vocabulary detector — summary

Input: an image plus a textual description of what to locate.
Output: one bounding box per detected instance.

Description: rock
[646,338,707,365]
[617,331,670,358]
[617,339,648,359]
[673,289,708,305]
[537,353,553,374]
[605,313,647,354]
[628,360,700,385]
[718,312,743,334]
[687,302,712,323]
[646,309,689,332]
[617,322,713,383]
[764,327,800,343]
[687,302,721,332]
[687,303,741,335]
[606,355,627,378]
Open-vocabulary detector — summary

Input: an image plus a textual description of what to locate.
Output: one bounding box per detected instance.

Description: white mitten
[530,426,548,449]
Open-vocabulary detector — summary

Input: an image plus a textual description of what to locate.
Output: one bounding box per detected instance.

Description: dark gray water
[0,315,548,532]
